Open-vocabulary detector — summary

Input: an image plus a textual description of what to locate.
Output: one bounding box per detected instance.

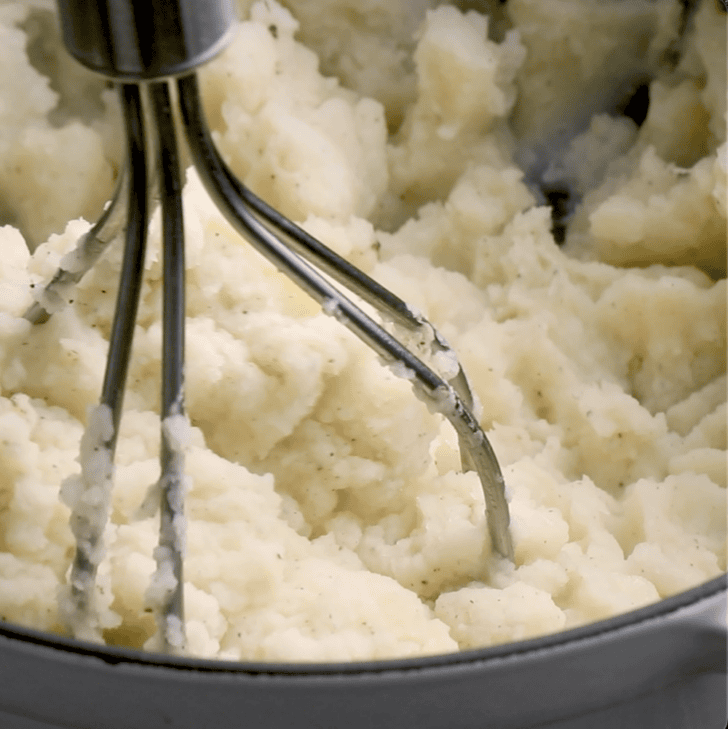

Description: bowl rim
[0,572,725,675]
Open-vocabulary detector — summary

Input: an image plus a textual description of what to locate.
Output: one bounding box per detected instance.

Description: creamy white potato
[0,0,725,661]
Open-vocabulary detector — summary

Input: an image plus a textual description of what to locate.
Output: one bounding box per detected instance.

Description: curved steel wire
[31,70,514,651]
[63,82,151,638]
[178,73,513,561]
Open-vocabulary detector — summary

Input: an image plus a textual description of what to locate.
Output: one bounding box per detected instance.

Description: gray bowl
[0,573,725,729]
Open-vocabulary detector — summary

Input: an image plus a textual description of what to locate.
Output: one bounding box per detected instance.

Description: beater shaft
[54,0,235,79]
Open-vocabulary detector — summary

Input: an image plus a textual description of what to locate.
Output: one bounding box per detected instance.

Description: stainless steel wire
[25,66,513,653]
[177,72,514,562]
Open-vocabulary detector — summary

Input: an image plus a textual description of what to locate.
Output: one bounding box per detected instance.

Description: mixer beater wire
[27,0,514,653]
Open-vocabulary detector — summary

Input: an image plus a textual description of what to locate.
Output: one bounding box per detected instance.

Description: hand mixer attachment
[27,0,513,653]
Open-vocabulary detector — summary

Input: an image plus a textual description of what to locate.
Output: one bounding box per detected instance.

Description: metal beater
[26,0,513,653]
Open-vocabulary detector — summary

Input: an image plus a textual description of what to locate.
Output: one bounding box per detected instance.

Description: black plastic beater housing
[54,0,235,79]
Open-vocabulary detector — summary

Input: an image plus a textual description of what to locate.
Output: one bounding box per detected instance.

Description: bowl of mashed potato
[0,0,725,727]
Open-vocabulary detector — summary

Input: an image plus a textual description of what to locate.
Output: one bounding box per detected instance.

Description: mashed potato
[0,0,725,661]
